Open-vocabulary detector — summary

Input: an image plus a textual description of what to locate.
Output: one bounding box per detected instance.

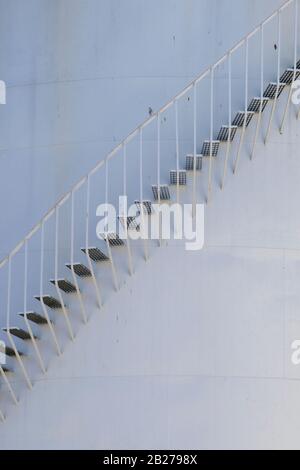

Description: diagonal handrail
[0,0,295,270]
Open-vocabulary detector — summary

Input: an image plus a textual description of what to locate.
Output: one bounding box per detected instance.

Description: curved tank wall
[0,0,299,450]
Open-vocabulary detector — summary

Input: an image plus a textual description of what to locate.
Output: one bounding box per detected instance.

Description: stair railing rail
[0,0,298,409]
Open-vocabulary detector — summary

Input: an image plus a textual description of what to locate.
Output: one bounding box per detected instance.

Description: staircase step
[100,233,125,247]
[232,111,255,128]
[34,295,63,310]
[0,343,24,358]
[118,216,140,231]
[66,263,92,278]
[170,170,187,186]
[185,155,203,171]
[217,126,238,142]
[2,328,36,341]
[50,279,77,293]
[18,311,48,325]
[152,185,171,201]
[263,82,286,99]
[247,97,269,113]
[135,200,153,215]
[1,366,12,373]
[201,141,220,157]
[81,247,109,262]
[280,68,300,84]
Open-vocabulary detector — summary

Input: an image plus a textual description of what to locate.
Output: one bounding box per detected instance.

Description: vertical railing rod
[104,161,119,291]
[39,221,61,355]
[282,0,298,128]
[24,239,46,373]
[157,114,162,246]
[265,10,281,143]
[251,24,265,160]
[70,190,88,324]
[6,255,33,389]
[193,83,197,216]
[54,207,74,340]
[123,144,134,274]
[175,99,180,204]
[85,175,103,305]
[207,67,215,202]
[221,52,232,189]
[234,37,249,173]
[140,129,149,261]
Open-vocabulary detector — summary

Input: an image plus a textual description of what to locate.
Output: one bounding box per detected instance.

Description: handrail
[0,0,294,270]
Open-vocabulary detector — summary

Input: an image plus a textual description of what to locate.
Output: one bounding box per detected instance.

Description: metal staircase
[0,0,299,420]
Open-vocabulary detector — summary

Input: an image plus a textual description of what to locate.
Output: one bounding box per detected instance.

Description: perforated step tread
[201,141,220,157]
[135,200,153,215]
[152,185,171,201]
[66,263,92,278]
[118,216,140,231]
[19,311,48,325]
[280,68,300,84]
[232,111,255,127]
[217,126,238,142]
[247,97,269,113]
[263,82,286,99]
[2,328,35,341]
[0,343,24,357]
[34,295,63,309]
[100,233,125,247]
[185,155,203,171]
[50,279,77,293]
[170,170,187,185]
[81,247,109,262]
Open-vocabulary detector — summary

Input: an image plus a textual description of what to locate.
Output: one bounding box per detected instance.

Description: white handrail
[0,0,294,270]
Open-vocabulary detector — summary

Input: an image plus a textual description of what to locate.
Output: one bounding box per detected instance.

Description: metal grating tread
[1,366,11,373]
[297,59,300,69]
[118,216,140,231]
[217,126,238,142]
[2,327,35,341]
[35,295,63,310]
[247,97,269,113]
[66,263,92,278]
[152,185,171,201]
[201,141,220,157]
[81,247,109,262]
[135,200,153,215]
[170,170,187,186]
[263,82,286,99]
[232,111,255,128]
[280,68,300,84]
[19,311,48,325]
[50,279,77,293]
[0,344,24,357]
[101,233,125,247]
[185,155,203,171]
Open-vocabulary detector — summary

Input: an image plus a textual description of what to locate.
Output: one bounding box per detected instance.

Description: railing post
[104,161,119,291]
[70,190,88,324]
[54,206,74,341]
[221,52,232,189]
[140,128,149,261]
[123,143,134,273]
[85,175,103,305]
[24,239,47,373]
[207,67,214,202]
[157,113,162,245]
[193,83,197,216]
[234,37,249,174]
[6,255,33,389]
[39,221,61,355]
[281,0,298,131]
[251,25,265,160]
[265,10,281,143]
[175,99,180,204]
